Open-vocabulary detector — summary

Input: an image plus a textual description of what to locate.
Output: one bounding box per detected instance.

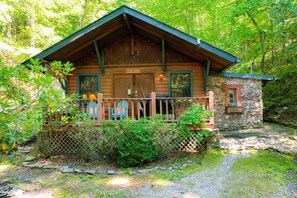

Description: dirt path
[131,154,246,198]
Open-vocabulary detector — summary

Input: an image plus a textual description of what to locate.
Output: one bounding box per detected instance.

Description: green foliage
[1,0,296,126]
[178,103,213,142]
[263,65,297,125]
[98,115,177,168]
[0,59,76,154]
[228,151,297,196]
[70,119,101,161]
[178,104,213,128]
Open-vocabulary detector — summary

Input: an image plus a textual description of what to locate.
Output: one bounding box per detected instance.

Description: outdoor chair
[89,102,98,119]
[110,101,127,119]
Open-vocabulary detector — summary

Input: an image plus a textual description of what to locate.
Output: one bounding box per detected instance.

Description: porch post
[208,91,215,125]
[151,92,156,116]
[97,93,103,122]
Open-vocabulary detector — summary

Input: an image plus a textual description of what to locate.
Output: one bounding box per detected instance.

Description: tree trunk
[246,11,267,73]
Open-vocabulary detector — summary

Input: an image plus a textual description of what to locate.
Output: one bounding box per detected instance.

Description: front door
[113,74,155,98]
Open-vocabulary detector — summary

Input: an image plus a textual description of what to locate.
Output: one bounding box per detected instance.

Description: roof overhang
[210,72,277,81]
[22,6,240,72]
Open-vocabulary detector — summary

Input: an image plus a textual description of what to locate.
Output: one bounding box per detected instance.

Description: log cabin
[22,6,276,131]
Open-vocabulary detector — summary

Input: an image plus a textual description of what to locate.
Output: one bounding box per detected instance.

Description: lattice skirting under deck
[39,126,212,155]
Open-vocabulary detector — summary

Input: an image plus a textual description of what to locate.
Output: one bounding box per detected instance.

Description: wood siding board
[68,62,203,97]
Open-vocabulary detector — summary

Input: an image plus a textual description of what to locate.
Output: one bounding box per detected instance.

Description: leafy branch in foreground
[0,59,77,154]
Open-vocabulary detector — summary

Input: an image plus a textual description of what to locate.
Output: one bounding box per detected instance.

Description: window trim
[222,84,243,106]
[168,71,193,97]
[77,73,100,97]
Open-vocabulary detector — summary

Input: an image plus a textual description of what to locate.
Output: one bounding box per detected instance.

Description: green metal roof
[210,72,277,81]
[22,6,240,67]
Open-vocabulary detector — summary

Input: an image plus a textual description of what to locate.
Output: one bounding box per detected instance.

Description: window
[169,71,192,97]
[77,74,100,98]
[222,84,243,106]
[229,89,237,105]
[222,84,244,113]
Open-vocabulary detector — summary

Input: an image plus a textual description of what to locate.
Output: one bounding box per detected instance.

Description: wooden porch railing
[77,91,214,128]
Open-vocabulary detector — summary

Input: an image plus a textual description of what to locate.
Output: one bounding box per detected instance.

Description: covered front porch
[77,91,214,128]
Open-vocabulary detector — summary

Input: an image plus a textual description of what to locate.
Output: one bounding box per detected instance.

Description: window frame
[77,73,100,97]
[222,84,243,107]
[168,71,193,97]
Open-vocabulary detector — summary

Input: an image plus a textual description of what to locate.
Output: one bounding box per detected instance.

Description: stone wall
[208,76,263,131]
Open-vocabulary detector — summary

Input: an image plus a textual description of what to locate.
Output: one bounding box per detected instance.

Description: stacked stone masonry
[208,76,263,131]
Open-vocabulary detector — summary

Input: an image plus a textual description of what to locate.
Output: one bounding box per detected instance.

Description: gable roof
[22,6,240,72]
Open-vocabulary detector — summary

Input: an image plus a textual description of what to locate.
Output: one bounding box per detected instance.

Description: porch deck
[77,91,214,128]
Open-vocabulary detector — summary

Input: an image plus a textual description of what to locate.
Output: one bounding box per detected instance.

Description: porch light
[159,74,164,81]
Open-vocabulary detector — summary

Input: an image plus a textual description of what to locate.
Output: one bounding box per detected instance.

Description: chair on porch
[89,102,98,119]
[110,101,127,120]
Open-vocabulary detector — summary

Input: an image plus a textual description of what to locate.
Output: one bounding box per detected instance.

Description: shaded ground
[130,154,245,198]
[220,122,297,154]
[1,122,297,197]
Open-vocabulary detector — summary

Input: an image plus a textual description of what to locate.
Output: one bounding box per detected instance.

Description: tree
[0,59,76,154]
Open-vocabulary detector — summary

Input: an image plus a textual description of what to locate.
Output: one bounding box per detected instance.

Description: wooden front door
[113,74,155,98]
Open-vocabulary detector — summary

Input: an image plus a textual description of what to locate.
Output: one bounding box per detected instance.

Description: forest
[0,0,296,125]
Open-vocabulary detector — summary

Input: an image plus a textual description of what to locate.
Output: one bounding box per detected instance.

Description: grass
[0,152,23,165]
[226,150,297,197]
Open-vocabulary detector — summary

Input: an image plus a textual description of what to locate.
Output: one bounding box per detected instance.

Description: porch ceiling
[22,6,240,72]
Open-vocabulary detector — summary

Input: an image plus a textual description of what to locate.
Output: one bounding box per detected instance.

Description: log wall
[67,33,204,97]
[67,64,204,97]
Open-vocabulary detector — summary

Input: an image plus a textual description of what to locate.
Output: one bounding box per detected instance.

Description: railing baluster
[143,100,146,118]
[113,100,117,120]
[108,100,111,120]
[165,99,169,120]
[81,101,84,113]
[131,100,135,119]
[120,100,122,120]
[159,99,162,116]
[151,92,156,116]
[102,100,105,121]
[137,100,140,119]
[172,100,175,120]
[126,100,129,118]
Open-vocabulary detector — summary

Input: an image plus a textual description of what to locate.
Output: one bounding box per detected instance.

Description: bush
[178,103,213,142]
[69,118,101,161]
[98,115,177,167]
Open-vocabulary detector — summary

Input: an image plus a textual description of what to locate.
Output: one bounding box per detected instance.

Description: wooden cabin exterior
[67,34,204,98]
[22,6,276,130]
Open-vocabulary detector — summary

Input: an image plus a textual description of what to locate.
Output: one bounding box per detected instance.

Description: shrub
[178,103,213,143]
[98,115,177,167]
[70,118,101,161]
